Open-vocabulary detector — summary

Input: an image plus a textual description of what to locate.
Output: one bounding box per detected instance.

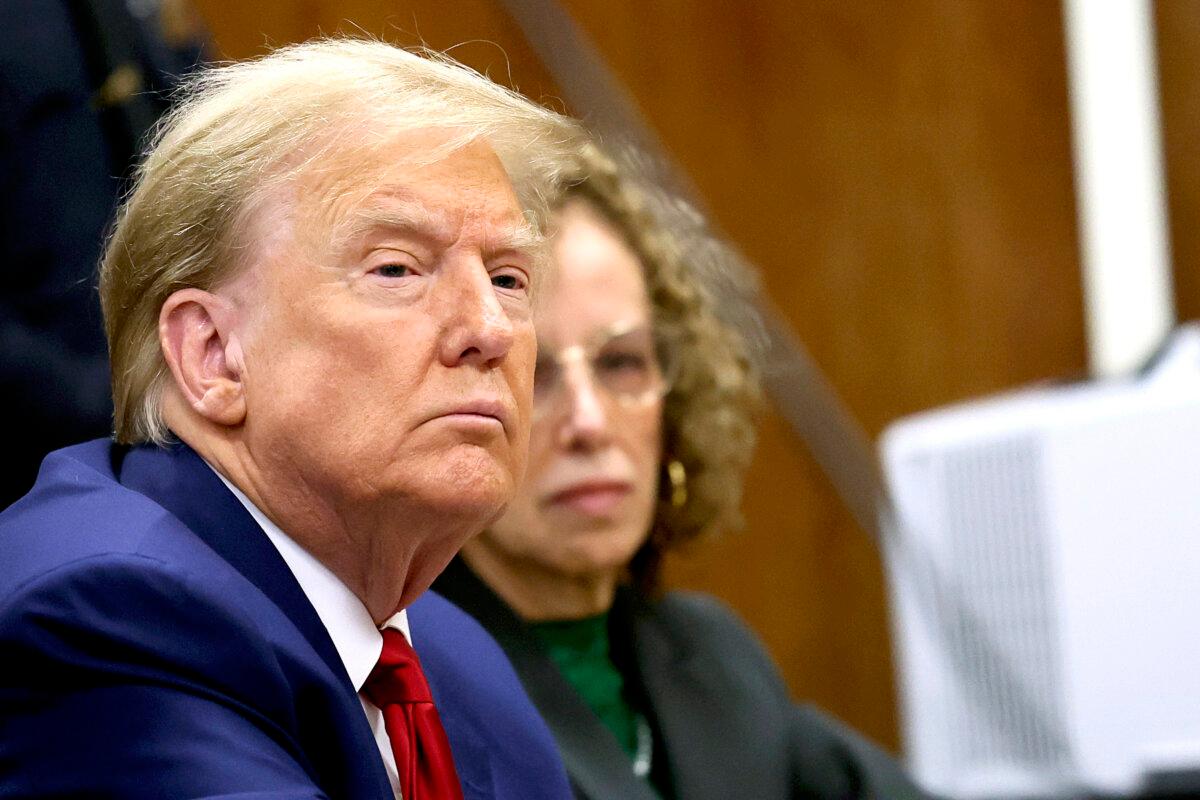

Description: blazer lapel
[435,559,661,800]
[622,592,741,800]
[117,442,391,798]
[515,649,662,800]
[119,443,346,681]
[429,706,494,800]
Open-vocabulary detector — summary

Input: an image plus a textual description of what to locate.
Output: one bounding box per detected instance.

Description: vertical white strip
[1064,0,1175,377]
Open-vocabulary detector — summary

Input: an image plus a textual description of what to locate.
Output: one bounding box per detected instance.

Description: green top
[529,612,641,758]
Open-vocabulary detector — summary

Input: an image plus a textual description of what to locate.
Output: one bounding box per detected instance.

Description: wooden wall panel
[557,1,1086,431]
[190,0,1089,753]
[1156,0,1200,323]
[192,0,561,107]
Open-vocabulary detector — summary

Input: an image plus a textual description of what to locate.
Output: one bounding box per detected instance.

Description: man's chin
[366,449,515,522]
[418,472,512,526]
[445,489,511,529]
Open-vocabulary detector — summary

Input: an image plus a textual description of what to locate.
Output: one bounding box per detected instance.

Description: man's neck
[180,431,405,623]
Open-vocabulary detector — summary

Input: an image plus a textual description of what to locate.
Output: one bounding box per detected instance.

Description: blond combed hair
[558,144,761,592]
[101,37,585,444]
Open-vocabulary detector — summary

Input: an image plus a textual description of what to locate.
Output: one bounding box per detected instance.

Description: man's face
[230,135,538,547]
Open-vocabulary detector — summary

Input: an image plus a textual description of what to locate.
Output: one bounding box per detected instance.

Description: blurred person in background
[434,143,930,800]
[0,0,206,507]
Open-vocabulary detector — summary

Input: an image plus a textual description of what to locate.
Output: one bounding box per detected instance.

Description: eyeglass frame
[531,318,678,420]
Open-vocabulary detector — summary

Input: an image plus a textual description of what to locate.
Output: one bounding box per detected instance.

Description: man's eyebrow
[335,201,442,247]
[335,201,544,258]
[489,223,544,258]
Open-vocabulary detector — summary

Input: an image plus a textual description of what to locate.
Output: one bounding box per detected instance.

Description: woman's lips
[544,480,633,516]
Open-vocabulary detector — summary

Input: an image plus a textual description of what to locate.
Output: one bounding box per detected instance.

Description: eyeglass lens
[533,325,671,411]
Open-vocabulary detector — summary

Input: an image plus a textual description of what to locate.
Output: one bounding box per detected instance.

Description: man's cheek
[511,339,539,404]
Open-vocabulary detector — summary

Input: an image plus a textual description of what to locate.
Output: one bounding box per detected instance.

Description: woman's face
[473,200,664,584]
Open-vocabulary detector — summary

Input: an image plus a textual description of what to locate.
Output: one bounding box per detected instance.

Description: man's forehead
[334,192,543,253]
[287,132,527,229]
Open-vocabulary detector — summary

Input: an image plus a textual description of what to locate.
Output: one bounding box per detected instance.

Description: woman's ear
[159,288,247,427]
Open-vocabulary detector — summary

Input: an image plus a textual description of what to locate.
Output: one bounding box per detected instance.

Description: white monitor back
[880,327,1200,798]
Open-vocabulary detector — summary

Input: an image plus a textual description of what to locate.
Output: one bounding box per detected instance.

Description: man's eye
[373,264,411,278]
[492,273,526,292]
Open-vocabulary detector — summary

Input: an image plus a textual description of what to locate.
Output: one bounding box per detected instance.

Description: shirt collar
[209,466,410,691]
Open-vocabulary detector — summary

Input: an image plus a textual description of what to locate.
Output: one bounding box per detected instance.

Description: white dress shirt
[213,469,406,799]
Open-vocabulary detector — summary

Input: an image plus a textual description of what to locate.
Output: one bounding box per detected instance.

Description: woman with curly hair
[433,145,926,800]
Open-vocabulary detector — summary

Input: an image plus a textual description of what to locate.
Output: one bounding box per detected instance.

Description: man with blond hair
[0,38,583,799]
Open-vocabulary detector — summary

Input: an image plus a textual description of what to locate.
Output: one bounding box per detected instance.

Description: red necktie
[362,629,465,800]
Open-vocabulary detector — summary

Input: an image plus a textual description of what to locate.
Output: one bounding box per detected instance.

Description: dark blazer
[0,440,572,799]
[434,557,931,800]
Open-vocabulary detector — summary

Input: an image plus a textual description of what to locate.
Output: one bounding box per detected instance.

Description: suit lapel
[624,593,740,800]
[514,647,662,800]
[117,442,392,798]
[426,700,494,800]
[118,443,347,682]
[435,559,661,800]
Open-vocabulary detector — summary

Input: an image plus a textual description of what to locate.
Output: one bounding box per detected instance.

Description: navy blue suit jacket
[0,440,572,799]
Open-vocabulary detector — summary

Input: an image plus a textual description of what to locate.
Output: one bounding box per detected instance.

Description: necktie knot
[362,627,464,800]
[365,628,434,706]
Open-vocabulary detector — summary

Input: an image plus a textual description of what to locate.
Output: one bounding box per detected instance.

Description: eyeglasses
[532,320,676,420]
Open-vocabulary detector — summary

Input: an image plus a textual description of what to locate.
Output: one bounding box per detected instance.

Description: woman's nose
[556,360,611,450]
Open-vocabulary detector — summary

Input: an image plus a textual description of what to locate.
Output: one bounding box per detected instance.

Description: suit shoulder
[655,589,745,628]
[2,551,291,692]
[0,441,256,616]
[0,547,336,745]
[653,590,784,675]
[0,441,174,584]
[651,593,930,798]
[0,440,319,711]
[0,552,345,797]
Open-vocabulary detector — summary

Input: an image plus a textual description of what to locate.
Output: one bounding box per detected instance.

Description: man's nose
[437,262,516,368]
[556,361,610,450]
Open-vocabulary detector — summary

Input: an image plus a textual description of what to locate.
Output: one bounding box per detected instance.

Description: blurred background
[8,0,1200,781]
[186,0,1099,754]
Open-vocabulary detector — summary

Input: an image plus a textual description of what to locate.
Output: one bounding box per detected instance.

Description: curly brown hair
[555,144,761,593]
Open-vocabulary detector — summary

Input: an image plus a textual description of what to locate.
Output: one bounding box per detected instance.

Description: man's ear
[159,288,247,427]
